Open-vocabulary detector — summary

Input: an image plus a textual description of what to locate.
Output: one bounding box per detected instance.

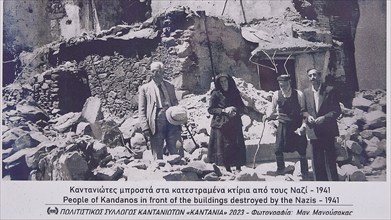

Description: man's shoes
[266,168,286,176]
[276,168,285,175]
[266,166,295,176]
[300,172,312,181]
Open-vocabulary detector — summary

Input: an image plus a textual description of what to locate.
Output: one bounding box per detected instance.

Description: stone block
[163,171,199,181]
[364,110,386,129]
[183,138,198,154]
[370,157,386,170]
[181,161,214,175]
[81,97,103,124]
[335,139,349,162]
[352,97,372,111]
[54,152,89,180]
[93,166,124,180]
[76,122,93,136]
[245,139,312,164]
[359,130,373,140]
[345,140,363,155]
[52,112,81,133]
[372,127,386,139]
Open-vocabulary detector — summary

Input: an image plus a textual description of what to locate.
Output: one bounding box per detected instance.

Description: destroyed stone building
[2,0,387,181]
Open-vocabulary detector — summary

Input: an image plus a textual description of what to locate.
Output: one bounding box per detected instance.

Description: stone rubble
[2,73,386,181]
[2,7,386,182]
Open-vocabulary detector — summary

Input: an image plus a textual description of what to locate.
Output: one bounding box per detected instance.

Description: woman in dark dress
[207,73,246,173]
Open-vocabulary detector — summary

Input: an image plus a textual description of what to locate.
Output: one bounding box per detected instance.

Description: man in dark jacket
[303,68,341,181]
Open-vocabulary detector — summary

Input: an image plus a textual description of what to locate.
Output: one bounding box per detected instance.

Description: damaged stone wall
[32,62,91,116]
[4,4,351,117]
[85,7,260,112]
[153,0,386,101]
[152,0,294,24]
[82,52,153,117]
[4,9,259,133]
[3,0,151,55]
[3,0,52,85]
[3,0,95,55]
[3,0,52,54]
[3,0,152,86]
[179,12,259,92]
[3,0,97,86]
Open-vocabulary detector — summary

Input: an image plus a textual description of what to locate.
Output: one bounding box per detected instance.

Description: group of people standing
[138,61,341,181]
[264,69,341,181]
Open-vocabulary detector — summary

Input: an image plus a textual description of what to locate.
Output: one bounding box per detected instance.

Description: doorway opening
[258,58,296,91]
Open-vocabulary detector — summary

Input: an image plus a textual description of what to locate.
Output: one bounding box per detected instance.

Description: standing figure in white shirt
[303,68,341,181]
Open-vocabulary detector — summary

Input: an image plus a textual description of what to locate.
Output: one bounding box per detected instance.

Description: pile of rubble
[336,89,387,181]
[2,74,387,181]
[2,77,274,181]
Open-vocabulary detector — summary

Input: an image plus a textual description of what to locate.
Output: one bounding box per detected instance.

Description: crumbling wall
[2,0,151,86]
[3,0,95,55]
[3,0,52,55]
[182,13,259,92]
[3,0,96,86]
[82,53,152,117]
[10,6,261,118]
[32,62,91,116]
[152,0,294,23]
[3,0,152,56]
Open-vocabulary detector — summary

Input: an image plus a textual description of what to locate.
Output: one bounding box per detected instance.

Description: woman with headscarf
[207,73,246,173]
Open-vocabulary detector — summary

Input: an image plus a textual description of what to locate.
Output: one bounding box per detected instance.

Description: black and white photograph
[1,0,390,219]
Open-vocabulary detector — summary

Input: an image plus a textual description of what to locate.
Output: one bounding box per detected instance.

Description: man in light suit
[138,61,183,160]
[303,68,341,181]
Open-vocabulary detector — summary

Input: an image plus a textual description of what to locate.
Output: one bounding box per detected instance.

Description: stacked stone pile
[335,89,386,181]
[2,95,265,181]
[8,7,194,118]
[2,75,273,181]
[81,54,151,117]
[8,6,262,121]
[31,61,90,116]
